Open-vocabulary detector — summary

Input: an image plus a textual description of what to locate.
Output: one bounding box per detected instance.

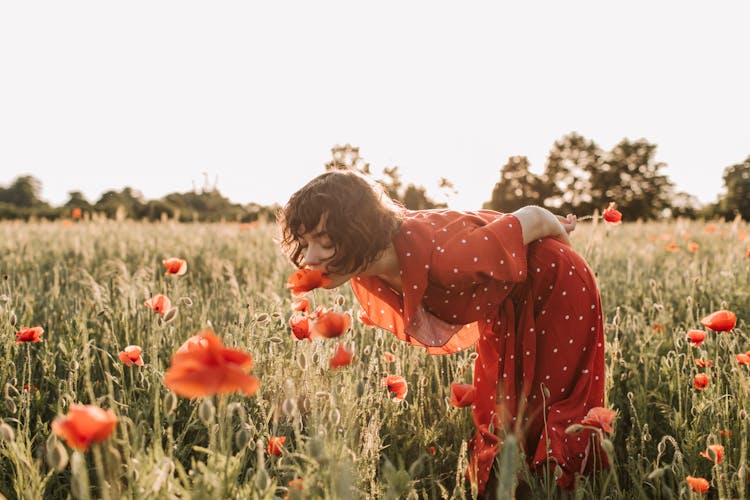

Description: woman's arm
[512,206,576,246]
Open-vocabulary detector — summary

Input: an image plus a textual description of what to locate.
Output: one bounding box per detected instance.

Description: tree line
[1,133,748,221]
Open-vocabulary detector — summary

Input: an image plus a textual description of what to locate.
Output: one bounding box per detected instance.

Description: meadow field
[0,216,748,499]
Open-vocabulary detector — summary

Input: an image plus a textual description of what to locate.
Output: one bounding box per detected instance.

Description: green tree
[63,191,93,210]
[483,156,544,212]
[0,175,47,207]
[589,138,673,220]
[542,133,601,215]
[325,144,446,210]
[401,184,447,210]
[718,156,750,220]
[325,144,371,175]
[94,187,145,219]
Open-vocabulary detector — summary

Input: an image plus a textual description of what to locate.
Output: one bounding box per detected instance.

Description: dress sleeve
[429,211,528,288]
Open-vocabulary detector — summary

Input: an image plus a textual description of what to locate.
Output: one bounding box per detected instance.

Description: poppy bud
[163,392,178,416]
[5,397,16,415]
[47,439,69,471]
[70,451,90,500]
[198,398,215,426]
[9,312,17,327]
[565,424,584,435]
[328,408,341,426]
[163,307,178,323]
[234,427,251,450]
[0,422,14,442]
[255,313,269,323]
[282,398,298,418]
[180,297,193,306]
[296,352,308,371]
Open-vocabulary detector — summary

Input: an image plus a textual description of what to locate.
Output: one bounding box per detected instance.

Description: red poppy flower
[747,248,750,258]
[288,478,304,491]
[700,444,724,464]
[383,352,397,362]
[665,243,680,252]
[384,375,408,402]
[602,202,622,224]
[449,383,476,408]
[310,311,351,339]
[329,343,353,368]
[704,224,717,233]
[580,406,617,435]
[286,269,332,296]
[700,310,737,332]
[267,436,286,456]
[176,334,210,353]
[72,208,82,219]
[719,429,732,437]
[736,353,750,365]
[289,314,311,341]
[694,373,710,390]
[51,404,118,451]
[687,242,699,253]
[686,330,707,347]
[15,326,43,344]
[685,476,709,494]
[695,358,713,368]
[357,308,375,326]
[118,345,144,366]
[292,298,310,313]
[144,294,172,315]
[164,329,259,399]
[162,258,187,276]
[429,446,436,455]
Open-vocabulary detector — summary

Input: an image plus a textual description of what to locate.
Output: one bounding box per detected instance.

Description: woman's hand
[513,206,574,246]
[558,214,577,234]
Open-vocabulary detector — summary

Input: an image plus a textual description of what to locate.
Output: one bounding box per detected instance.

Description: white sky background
[1,1,748,211]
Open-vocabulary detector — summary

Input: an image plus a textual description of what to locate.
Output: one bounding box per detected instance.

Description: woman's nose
[302,246,323,268]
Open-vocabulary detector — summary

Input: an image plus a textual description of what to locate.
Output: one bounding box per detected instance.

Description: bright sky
[1,1,748,211]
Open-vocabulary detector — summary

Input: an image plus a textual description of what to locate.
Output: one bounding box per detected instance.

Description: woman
[279,170,606,496]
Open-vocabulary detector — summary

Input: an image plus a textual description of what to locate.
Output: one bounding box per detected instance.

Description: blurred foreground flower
[144,294,172,315]
[685,475,709,493]
[449,383,476,408]
[162,258,187,276]
[310,310,351,339]
[700,310,737,332]
[384,375,408,402]
[16,326,43,344]
[51,404,117,451]
[329,343,353,368]
[286,269,332,296]
[165,329,259,398]
[602,202,622,224]
[268,436,286,456]
[118,345,144,366]
[580,406,617,435]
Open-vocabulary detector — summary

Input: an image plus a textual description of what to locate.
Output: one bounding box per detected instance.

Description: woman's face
[299,220,353,289]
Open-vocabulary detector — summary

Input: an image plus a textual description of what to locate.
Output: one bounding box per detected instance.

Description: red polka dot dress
[350,209,606,494]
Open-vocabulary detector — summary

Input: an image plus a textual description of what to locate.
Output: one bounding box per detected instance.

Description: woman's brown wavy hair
[279,170,404,274]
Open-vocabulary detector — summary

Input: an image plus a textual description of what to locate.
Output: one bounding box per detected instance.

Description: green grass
[0,218,748,499]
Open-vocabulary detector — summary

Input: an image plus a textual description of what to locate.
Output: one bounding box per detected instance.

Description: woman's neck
[365,244,402,293]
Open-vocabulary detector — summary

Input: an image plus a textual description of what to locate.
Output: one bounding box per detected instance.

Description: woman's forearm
[512,206,570,246]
